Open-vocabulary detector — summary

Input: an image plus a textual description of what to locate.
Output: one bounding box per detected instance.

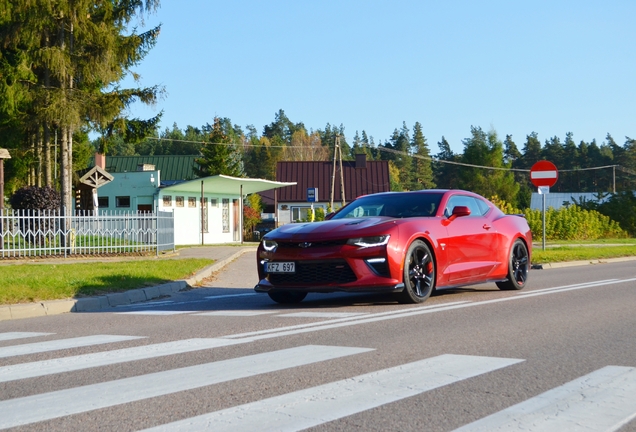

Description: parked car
[255,189,532,304]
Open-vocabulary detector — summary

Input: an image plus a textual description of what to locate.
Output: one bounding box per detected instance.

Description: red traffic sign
[530,161,558,187]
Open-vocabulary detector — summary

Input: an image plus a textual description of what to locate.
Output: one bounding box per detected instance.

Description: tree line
[89,109,636,210]
[2,3,635,214]
[0,0,162,213]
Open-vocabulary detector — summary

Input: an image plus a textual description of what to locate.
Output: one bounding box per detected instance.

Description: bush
[9,186,60,211]
[7,186,61,245]
[490,195,627,240]
[576,191,636,237]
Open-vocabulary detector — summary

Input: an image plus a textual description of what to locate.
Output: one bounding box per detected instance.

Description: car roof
[356,189,477,198]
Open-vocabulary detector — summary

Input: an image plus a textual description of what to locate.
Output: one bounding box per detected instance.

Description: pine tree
[0,0,163,211]
[410,122,435,190]
[433,136,459,189]
[195,117,244,177]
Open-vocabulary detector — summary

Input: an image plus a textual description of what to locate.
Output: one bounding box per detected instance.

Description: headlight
[262,239,278,252]
[346,235,390,248]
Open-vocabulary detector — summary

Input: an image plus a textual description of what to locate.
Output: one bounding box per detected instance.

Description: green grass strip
[0,259,213,305]
[532,245,636,264]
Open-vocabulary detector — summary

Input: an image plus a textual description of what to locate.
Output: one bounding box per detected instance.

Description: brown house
[260,154,390,226]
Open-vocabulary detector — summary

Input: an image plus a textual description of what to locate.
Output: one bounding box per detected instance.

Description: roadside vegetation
[0,259,212,305]
[532,241,636,264]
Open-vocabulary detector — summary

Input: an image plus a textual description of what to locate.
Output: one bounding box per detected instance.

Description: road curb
[0,247,256,321]
[535,255,636,269]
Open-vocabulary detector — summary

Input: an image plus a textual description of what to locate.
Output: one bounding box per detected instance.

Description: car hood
[265,217,396,242]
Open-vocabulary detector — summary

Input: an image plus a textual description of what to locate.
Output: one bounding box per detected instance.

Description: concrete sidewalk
[0,245,257,321]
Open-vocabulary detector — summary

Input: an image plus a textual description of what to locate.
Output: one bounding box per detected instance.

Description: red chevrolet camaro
[255,189,532,304]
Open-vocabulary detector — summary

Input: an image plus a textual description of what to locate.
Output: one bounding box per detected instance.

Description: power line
[145,136,632,176]
[377,146,625,174]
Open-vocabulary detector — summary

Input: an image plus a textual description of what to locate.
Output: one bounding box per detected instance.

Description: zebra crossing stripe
[0,332,52,342]
[141,354,523,431]
[454,365,636,432]
[0,335,144,359]
[0,344,373,429]
[0,338,250,383]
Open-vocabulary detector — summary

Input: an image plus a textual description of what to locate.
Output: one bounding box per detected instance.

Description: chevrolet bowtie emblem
[299,242,312,248]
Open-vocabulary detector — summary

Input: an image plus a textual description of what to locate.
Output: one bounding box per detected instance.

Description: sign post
[307,188,318,222]
[530,161,559,251]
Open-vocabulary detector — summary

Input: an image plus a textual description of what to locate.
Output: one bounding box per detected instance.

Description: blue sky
[123,1,636,154]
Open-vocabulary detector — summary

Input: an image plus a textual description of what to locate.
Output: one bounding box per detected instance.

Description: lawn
[532,240,636,263]
[0,259,212,305]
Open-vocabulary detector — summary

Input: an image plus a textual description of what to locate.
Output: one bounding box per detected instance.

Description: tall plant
[0,0,163,212]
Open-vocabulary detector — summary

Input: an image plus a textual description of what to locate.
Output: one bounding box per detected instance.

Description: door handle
[482,224,491,230]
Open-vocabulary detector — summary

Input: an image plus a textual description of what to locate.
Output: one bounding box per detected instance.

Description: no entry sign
[530,161,558,188]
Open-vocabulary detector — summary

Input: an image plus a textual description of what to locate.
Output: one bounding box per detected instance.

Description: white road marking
[224,301,471,340]
[222,277,636,341]
[0,338,250,383]
[118,301,175,308]
[195,311,279,316]
[204,293,258,300]
[278,311,368,318]
[455,366,636,432]
[116,311,196,315]
[0,345,373,429]
[141,354,523,431]
[0,332,52,342]
[0,335,144,359]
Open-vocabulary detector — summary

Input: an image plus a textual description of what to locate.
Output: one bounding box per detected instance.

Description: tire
[396,240,436,304]
[496,239,529,291]
[267,291,307,304]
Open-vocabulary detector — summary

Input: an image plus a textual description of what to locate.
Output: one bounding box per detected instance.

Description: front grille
[269,259,357,285]
[277,239,348,249]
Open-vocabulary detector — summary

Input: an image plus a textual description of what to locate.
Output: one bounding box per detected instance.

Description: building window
[116,196,130,208]
[97,197,109,208]
[176,196,184,207]
[188,197,197,207]
[222,198,230,233]
[203,198,209,232]
[210,198,218,207]
[291,206,311,222]
[162,195,172,207]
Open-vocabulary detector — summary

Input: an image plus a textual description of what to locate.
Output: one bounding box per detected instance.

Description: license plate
[265,262,295,273]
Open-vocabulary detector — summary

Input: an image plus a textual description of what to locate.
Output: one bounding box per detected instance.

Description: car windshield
[332,192,443,219]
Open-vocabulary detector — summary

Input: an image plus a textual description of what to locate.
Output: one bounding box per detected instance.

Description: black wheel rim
[512,243,528,286]
[408,246,434,297]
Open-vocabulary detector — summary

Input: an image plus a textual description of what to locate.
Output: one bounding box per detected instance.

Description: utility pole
[329,136,346,210]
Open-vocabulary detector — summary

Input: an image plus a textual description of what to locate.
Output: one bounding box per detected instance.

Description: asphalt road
[1,253,635,431]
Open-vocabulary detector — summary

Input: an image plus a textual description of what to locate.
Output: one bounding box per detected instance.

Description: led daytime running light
[347,235,390,248]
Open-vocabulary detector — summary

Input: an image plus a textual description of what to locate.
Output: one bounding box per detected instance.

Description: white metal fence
[0,209,175,259]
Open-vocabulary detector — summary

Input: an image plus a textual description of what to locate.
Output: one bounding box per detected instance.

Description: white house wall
[158,193,239,245]
[277,202,331,225]
[96,171,243,245]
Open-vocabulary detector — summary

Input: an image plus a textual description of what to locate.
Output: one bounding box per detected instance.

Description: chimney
[95,153,106,169]
[355,153,367,169]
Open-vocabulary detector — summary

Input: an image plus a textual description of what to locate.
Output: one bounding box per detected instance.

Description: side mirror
[449,205,471,220]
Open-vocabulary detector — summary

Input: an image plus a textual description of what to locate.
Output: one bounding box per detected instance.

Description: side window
[475,198,491,216]
[444,195,481,217]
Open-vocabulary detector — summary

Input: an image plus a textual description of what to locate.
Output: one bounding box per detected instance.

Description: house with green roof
[89,154,294,244]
